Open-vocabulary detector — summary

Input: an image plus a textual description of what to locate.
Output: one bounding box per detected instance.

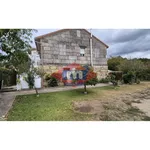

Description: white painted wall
[16,49,41,90]
[34,75,41,88]
[17,74,41,90]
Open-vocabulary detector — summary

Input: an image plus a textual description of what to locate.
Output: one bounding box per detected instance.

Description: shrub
[86,77,98,86]
[99,77,110,83]
[108,71,123,86]
[47,77,58,87]
[109,71,123,81]
[44,73,58,87]
[44,73,51,81]
[123,71,136,84]
[136,79,140,84]
[109,74,118,86]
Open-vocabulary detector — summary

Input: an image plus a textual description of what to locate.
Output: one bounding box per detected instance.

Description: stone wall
[39,29,108,66]
[93,66,108,80]
[42,65,62,74]
[42,64,108,81]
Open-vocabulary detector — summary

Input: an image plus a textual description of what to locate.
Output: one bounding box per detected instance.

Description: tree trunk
[0,80,2,90]
[84,83,87,94]
[0,73,2,90]
[34,87,39,97]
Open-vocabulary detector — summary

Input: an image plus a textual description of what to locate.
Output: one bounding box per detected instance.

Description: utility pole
[90,29,93,67]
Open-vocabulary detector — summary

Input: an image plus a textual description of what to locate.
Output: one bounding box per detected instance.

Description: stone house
[35,29,109,79]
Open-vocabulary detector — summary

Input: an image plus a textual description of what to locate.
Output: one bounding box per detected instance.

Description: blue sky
[32,29,150,59]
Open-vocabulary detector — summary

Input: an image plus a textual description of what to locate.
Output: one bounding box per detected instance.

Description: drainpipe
[90,29,93,67]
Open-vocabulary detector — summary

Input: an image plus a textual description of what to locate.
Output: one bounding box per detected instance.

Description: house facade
[35,29,109,79]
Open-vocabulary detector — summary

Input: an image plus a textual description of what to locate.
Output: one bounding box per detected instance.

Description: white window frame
[80,47,85,57]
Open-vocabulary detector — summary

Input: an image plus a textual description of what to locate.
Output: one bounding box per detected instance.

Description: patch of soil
[73,87,150,121]
[73,100,104,114]
[73,102,93,113]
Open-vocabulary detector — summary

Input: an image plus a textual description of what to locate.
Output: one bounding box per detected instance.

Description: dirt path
[132,88,150,117]
[73,82,150,121]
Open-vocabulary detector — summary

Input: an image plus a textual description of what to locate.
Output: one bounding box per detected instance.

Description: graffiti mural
[51,63,97,86]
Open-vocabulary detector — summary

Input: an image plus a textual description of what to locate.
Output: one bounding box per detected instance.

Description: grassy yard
[7,86,113,121]
[7,82,150,121]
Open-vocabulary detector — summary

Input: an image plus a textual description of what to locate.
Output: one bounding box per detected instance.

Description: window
[80,47,85,56]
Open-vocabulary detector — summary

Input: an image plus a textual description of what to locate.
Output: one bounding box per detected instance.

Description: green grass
[7,86,113,121]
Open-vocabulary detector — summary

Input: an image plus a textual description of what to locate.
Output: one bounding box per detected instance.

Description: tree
[24,63,45,96]
[118,59,146,83]
[0,29,33,55]
[0,29,36,88]
[138,58,150,81]
[108,56,126,71]
[0,29,36,74]
[83,66,98,94]
[118,59,146,74]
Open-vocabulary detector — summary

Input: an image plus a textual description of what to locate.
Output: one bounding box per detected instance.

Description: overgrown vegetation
[45,73,58,87]
[108,56,126,71]
[108,56,150,84]
[98,71,123,87]
[122,71,137,84]
[108,71,123,86]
